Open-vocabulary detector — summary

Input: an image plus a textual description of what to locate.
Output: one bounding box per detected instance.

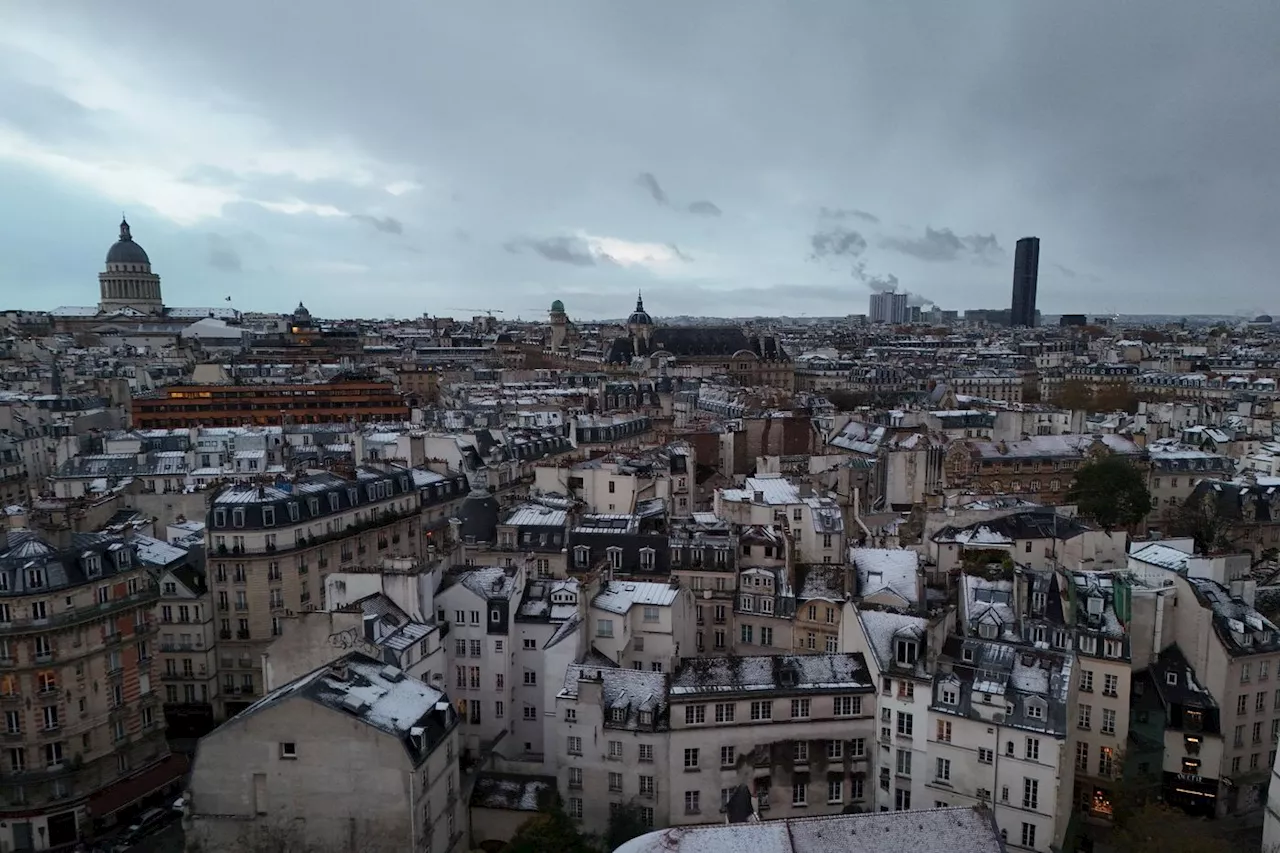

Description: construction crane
[451,307,506,318]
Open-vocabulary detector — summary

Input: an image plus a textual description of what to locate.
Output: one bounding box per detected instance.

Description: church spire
[119,216,132,242]
[635,290,645,312]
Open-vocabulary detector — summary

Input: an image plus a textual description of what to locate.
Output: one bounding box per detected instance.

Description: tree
[1110,802,1230,853]
[1167,492,1233,553]
[1052,379,1095,411]
[1094,384,1140,414]
[604,802,650,851]
[504,804,595,853]
[1067,456,1153,530]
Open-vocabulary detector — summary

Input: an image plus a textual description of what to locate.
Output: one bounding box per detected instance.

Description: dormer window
[606,547,623,570]
[1025,698,1046,720]
[1031,592,1046,613]
[84,555,101,578]
[289,502,300,522]
[1104,639,1122,658]
[329,493,339,512]
[232,508,245,528]
[639,710,652,725]
[574,546,590,569]
[262,507,275,527]
[962,647,975,663]
[1166,671,1178,686]
[639,548,655,571]
[213,508,226,528]
[1079,636,1097,655]
[26,568,46,588]
[895,639,918,666]
[941,686,958,704]
[978,623,998,640]
[610,707,626,723]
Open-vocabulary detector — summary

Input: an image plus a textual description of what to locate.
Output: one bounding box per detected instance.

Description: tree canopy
[1067,455,1153,530]
[503,805,595,853]
[604,802,649,851]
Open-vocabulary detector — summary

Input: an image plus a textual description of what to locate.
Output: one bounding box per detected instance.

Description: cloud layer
[1,2,1277,317]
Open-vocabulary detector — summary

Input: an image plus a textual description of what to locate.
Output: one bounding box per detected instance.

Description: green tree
[1110,802,1230,853]
[1167,492,1233,553]
[1067,456,1153,530]
[604,802,650,851]
[503,804,595,853]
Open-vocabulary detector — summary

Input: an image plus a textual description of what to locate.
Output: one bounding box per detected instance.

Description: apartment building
[494,503,569,578]
[155,561,217,736]
[1145,441,1235,527]
[666,654,876,825]
[843,608,941,812]
[928,637,1075,852]
[668,516,737,656]
[0,529,178,851]
[554,664,670,835]
[130,380,409,429]
[715,476,845,564]
[943,434,1147,508]
[434,564,526,757]
[534,444,695,517]
[793,565,846,655]
[734,526,797,654]
[186,652,463,853]
[205,466,426,716]
[512,578,582,762]
[588,579,697,672]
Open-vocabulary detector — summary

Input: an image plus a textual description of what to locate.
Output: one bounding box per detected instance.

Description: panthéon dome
[105,218,151,266]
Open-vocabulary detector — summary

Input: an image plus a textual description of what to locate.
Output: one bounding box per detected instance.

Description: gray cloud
[504,235,602,266]
[820,206,879,224]
[686,200,721,217]
[882,227,1002,263]
[864,273,899,292]
[350,214,404,234]
[809,227,867,261]
[636,172,669,206]
[206,234,242,273]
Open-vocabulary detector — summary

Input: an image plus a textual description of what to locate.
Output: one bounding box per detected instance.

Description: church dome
[551,299,565,313]
[105,218,150,265]
[627,293,652,326]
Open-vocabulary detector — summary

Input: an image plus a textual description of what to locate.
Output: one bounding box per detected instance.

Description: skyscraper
[1010,236,1040,327]
[869,290,908,324]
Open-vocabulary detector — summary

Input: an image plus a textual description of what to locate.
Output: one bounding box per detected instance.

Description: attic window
[213,508,226,528]
[84,555,101,578]
[574,546,590,569]
[961,647,974,663]
[895,639,918,666]
[606,547,623,570]
[1025,699,1045,720]
[1166,671,1178,686]
[611,708,626,723]
[639,710,653,725]
[978,623,997,640]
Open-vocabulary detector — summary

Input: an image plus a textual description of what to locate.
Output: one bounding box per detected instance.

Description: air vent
[380,665,405,683]
[340,694,369,715]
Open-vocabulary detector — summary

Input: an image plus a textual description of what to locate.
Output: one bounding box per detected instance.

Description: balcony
[0,588,161,633]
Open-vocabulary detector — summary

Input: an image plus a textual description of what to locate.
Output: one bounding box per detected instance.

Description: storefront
[1163,771,1218,817]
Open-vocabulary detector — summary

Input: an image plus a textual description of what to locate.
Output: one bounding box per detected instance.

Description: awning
[89,753,189,818]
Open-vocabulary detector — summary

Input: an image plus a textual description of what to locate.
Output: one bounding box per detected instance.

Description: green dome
[551,299,565,312]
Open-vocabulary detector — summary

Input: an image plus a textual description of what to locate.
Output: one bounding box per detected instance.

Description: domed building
[604,293,794,389]
[547,297,581,356]
[51,218,241,333]
[98,218,164,315]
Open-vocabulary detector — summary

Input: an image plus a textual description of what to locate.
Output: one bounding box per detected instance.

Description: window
[828,778,843,803]
[896,712,913,737]
[827,740,844,760]
[760,626,773,645]
[1080,670,1093,692]
[715,703,735,722]
[895,639,917,666]
[721,745,736,767]
[978,747,993,765]
[794,741,809,763]
[597,619,614,638]
[684,790,700,814]
[567,736,582,755]
[1021,823,1036,849]
[279,742,297,759]
[523,638,536,650]
[750,701,772,720]
[1025,738,1040,761]
[1101,708,1116,735]
[1078,704,1091,730]
[936,720,952,743]
[896,749,911,776]
[894,788,911,810]
[523,706,538,721]
[568,768,583,789]
[1023,778,1039,810]
[523,670,537,686]
[639,743,654,762]
[568,797,583,819]
[685,704,706,725]
[834,695,861,716]
[608,772,623,793]
[495,701,505,718]
[936,757,951,781]
[785,781,806,807]
[791,698,811,719]
[941,686,958,705]
[639,775,654,796]
[684,748,700,769]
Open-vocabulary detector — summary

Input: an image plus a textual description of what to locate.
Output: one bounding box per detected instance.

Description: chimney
[329,660,350,682]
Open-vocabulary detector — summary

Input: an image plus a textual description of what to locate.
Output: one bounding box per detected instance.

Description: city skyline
[1,3,1278,319]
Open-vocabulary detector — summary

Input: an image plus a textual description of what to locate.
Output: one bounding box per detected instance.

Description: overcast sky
[2,2,1278,320]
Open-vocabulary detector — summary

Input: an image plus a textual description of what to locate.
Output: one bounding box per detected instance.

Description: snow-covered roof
[850,548,919,606]
[592,581,678,615]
